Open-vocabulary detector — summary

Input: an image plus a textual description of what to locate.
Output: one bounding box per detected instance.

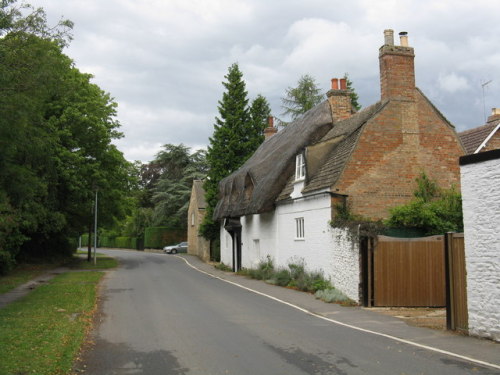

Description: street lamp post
[93,188,98,265]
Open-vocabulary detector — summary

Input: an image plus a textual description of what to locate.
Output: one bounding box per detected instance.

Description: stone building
[187,180,210,261]
[460,149,500,341]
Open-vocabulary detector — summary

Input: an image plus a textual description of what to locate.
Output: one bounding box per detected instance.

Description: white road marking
[177,255,500,371]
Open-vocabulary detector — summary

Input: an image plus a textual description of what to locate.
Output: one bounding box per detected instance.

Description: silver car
[163,241,188,254]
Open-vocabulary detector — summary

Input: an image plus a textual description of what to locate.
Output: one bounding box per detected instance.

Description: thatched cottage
[214,30,465,302]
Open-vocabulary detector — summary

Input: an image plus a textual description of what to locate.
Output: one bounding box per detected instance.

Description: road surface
[78,250,498,375]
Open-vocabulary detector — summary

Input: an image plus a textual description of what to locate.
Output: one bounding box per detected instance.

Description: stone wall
[460,150,500,341]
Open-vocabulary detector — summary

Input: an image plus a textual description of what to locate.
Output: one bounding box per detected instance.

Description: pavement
[1,250,499,372]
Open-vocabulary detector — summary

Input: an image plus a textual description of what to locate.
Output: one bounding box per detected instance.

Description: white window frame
[295,217,305,240]
[295,153,306,181]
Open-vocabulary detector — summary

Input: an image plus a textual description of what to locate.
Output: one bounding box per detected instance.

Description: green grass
[68,255,118,270]
[0,271,104,375]
[0,263,60,294]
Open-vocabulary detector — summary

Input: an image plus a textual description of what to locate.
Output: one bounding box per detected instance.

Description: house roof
[459,122,499,154]
[213,100,334,220]
[192,180,207,209]
[277,101,387,201]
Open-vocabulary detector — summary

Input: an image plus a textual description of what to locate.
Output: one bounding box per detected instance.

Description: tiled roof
[459,122,498,154]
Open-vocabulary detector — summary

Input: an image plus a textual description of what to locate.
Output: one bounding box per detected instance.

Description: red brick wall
[334,91,465,220]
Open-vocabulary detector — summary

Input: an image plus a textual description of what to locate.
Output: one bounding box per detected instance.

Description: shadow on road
[76,339,189,374]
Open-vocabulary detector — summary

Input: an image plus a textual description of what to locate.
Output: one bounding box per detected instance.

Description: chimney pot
[399,31,409,47]
[331,78,339,90]
[384,29,394,46]
[340,78,347,90]
[268,116,274,127]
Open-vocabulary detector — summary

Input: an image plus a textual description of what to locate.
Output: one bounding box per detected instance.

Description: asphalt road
[78,250,498,375]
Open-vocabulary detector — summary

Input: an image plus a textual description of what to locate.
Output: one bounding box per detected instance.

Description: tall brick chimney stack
[379,29,415,101]
[327,77,352,120]
[263,116,277,140]
[487,108,500,124]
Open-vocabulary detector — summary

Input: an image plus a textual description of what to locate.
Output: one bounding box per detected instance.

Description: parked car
[163,241,188,254]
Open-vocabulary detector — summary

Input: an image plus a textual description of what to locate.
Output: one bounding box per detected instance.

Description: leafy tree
[149,145,207,229]
[344,73,361,111]
[201,63,255,241]
[0,0,132,268]
[385,173,463,235]
[279,74,323,125]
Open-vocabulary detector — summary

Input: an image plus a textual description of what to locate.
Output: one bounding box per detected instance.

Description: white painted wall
[220,192,361,302]
[461,157,500,342]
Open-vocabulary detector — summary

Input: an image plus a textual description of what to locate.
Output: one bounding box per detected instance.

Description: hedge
[144,227,185,249]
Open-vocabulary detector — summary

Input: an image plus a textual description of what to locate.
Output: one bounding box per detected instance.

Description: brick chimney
[379,29,415,101]
[327,77,352,120]
[487,108,500,124]
[263,116,277,140]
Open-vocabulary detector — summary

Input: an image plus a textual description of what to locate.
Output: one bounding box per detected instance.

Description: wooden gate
[373,235,446,307]
[445,233,468,332]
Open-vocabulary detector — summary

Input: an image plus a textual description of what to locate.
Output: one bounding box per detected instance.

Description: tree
[149,145,207,229]
[0,0,132,269]
[280,74,323,125]
[201,63,255,241]
[344,73,361,111]
[385,173,463,235]
[249,94,272,146]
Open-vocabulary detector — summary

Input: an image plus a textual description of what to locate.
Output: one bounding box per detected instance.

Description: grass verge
[68,255,118,270]
[0,271,104,375]
[0,263,63,294]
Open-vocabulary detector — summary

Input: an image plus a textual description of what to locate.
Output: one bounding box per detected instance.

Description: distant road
[79,250,498,375]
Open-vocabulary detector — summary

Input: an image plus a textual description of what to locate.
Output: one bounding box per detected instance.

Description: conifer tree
[249,94,272,147]
[344,73,361,111]
[200,63,251,242]
[280,74,323,125]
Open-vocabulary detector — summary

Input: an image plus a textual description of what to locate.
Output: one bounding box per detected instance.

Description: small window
[295,153,306,181]
[191,212,195,226]
[295,217,305,239]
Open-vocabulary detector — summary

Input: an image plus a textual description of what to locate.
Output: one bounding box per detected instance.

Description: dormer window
[295,153,306,181]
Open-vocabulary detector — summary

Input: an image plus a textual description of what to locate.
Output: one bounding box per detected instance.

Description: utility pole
[93,188,98,265]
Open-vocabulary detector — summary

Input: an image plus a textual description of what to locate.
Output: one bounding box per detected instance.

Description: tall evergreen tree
[344,73,361,111]
[249,94,272,147]
[200,63,252,241]
[279,74,323,125]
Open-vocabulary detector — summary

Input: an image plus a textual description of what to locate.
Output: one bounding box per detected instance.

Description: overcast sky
[33,0,500,162]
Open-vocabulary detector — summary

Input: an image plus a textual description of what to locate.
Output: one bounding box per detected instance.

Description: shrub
[315,288,354,305]
[272,268,292,287]
[249,256,274,280]
[0,250,15,275]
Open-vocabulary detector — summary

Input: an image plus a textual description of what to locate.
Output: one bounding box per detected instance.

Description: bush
[272,268,292,286]
[0,250,15,275]
[315,288,355,305]
[249,256,274,280]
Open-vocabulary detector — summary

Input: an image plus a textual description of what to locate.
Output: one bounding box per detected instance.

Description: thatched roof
[213,100,334,220]
[277,101,387,200]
